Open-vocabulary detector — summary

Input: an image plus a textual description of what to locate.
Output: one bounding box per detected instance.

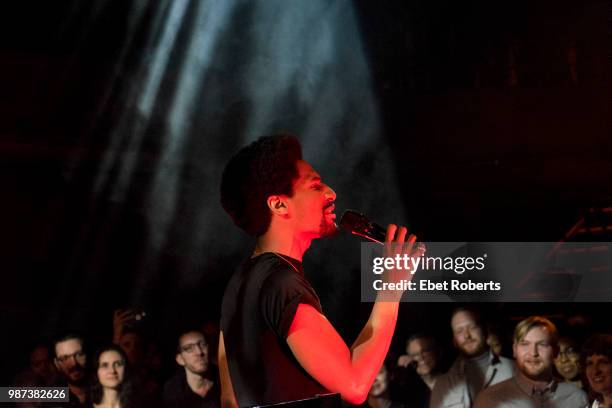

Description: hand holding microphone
[340,210,426,300]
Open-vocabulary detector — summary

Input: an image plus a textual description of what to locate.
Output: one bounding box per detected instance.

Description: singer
[218,134,420,407]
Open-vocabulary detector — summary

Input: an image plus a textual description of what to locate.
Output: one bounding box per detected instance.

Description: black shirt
[220,253,328,406]
[163,369,219,408]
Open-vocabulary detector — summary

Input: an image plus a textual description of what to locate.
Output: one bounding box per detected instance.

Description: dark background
[1,0,611,382]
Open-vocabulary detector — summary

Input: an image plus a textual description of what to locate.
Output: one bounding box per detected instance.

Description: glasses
[180,341,207,354]
[56,351,86,364]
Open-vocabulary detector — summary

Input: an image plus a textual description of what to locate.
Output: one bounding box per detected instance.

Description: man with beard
[474,316,588,407]
[219,135,422,407]
[430,307,514,408]
[163,330,219,408]
[53,334,89,407]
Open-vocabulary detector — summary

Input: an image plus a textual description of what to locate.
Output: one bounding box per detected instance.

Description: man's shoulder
[163,370,187,399]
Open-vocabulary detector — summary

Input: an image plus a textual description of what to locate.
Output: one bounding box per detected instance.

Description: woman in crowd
[582,334,612,408]
[89,345,139,408]
[555,336,583,389]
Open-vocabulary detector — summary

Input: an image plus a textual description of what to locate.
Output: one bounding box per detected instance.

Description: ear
[512,342,517,359]
[53,358,60,371]
[267,195,289,216]
[176,353,186,367]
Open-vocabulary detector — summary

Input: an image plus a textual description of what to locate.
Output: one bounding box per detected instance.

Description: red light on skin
[287,302,399,405]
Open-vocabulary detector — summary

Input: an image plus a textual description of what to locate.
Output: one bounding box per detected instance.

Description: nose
[532,344,539,357]
[325,185,336,202]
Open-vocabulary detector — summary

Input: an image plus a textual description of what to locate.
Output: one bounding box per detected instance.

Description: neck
[185,369,213,398]
[255,225,312,261]
[602,393,612,407]
[520,369,553,389]
[101,388,120,407]
[185,369,206,389]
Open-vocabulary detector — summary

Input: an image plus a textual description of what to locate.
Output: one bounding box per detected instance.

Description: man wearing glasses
[163,330,219,408]
[53,334,88,407]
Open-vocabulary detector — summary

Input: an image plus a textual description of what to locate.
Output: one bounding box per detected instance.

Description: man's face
[451,311,486,357]
[586,354,612,396]
[554,339,580,381]
[176,332,209,375]
[369,364,390,398]
[407,338,438,377]
[54,339,87,384]
[286,160,337,239]
[513,326,555,381]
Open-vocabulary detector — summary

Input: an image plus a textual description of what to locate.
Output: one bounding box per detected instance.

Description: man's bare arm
[287,225,420,404]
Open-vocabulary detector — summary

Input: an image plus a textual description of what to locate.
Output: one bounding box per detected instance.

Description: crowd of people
[11,306,612,408]
[12,309,218,408]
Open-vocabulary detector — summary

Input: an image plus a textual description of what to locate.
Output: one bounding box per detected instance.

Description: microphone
[339,210,387,244]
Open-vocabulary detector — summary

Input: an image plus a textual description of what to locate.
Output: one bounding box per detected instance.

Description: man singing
[219,134,420,407]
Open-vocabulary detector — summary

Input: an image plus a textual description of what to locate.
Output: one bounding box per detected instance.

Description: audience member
[486,326,504,357]
[555,336,583,389]
[396,333,443,407]
[474,316,588,407]
[582,334,612,408]
[365,360,405,408]
[14,343,59,387]
[163,329,219,408]
[88,345,139,408]
[113,310,146,368]
[54,334,89,407]
[429,307,514,408]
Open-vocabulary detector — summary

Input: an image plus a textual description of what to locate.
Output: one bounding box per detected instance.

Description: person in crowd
[219,134,423,406]
[486,327,503,357]
[54,334,90,407]
[555,336,583,389]
[429,307,514,408]
[582,334,612,408]
[366,359,406,408]
[474,316,588,407]
[113,310,146,368]
[14,343,58,387]
[396,333,443,407]
[89,345,138,408]
[112,309,162,402]
[163,329,219,408]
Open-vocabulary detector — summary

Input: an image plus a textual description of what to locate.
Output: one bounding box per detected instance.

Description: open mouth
[324,204,336,218]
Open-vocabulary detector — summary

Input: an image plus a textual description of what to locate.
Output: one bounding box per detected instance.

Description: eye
[312,183,323,191]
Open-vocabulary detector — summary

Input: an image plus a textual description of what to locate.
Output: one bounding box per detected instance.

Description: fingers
[385,224,416,245]
[385,224,397,243]
[113,309,136,324]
